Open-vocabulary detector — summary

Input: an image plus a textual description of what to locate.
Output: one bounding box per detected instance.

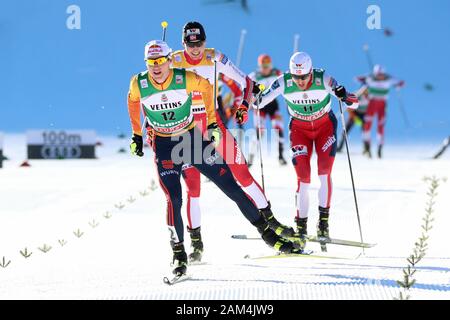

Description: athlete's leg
[315,112,338,210]
[290,119,313,219]
[377,101,387,147]
[153,136,184,244]
[181,164,201,229]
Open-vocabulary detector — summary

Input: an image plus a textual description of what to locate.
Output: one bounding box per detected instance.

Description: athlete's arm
[214,49,255,105]
[221,74,243,107]
[186,71,217,126]
[256,75,284,109]
[324,74,359,110]
[127,75,143,135]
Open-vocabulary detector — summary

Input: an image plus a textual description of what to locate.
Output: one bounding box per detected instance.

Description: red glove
[235,100,249,125]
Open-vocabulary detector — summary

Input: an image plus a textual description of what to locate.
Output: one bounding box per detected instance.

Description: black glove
[335,85,347,101]
[252,81,262,95]
[130,134,144,157]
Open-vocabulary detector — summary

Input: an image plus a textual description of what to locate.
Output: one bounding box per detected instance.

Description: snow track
[0,135,449,299]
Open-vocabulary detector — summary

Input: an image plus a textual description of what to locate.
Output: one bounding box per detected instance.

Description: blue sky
[1,0,449,143]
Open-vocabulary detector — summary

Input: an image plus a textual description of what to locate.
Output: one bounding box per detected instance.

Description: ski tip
[161,21,168,28]
[231,234,247,239]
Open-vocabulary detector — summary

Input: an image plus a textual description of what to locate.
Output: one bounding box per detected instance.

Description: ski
[163,273,192,285]
[245,250,351,260]
[303,235,375,248]
[433,136,450,159]
[188,261,208,266]
[232,234,376,248]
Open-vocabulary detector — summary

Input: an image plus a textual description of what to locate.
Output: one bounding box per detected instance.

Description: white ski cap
[289,52,313,76]
[373,64,385,75]
[144,40,172,60]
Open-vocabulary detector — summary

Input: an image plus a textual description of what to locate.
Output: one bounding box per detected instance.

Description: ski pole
[338,99,366,255]
[293,34,300,54]
[141,21,170,140]
[236,29,247,146]
[236,29,247,68]
[213,61,218,110]
[395,89,410,128]
[362,44,374,70]
[161,21,168,41]
[255,85,266,192]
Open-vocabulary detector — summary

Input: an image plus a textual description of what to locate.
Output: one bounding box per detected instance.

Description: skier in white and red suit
[253,51,358,241]
[166,21,296,262]
[356,64,404,158]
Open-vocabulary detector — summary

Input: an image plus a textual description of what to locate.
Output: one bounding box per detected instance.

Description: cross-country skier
[127,40,301,276]
[337,86,369,153]
[250,51,358,241]
[356,64,404,158]
[248,54,288,166]
[167,21,296,262]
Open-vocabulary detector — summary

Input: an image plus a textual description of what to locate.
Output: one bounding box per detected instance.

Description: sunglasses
[146,56,169,66]
[291,73,311,81]
[185,41,205,48]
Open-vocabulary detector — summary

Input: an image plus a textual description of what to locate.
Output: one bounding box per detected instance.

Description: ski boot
[259,202,296,238]
[187,226,203,264]
[377,145,383,159]
[170,242,188,276]
[363,141,372,158]
[317,207,330,240]
[279,143,288,165]
[317,207,330,252]
[279,156,288,166]
[254,217,304,253]
[295,216,308,241]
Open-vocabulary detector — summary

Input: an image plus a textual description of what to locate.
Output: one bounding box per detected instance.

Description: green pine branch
[38,244,52,253]
[395,175,445,300]
[0,256,11,268]
[20,248,32,258]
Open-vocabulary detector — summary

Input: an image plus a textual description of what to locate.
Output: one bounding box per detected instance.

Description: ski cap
[373,64,385,76]
[144,40,172,60]
[289,52,312,76]
[258,54,272,67]
[183,21,206,43]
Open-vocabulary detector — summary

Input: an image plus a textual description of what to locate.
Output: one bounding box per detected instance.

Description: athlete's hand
[207,123,221,146]
[335,85,347,101]
[130,134,144,157]
[252,81,262,95]
[145,127,155,147]
[235,100,249,125]
[207,123,221,147]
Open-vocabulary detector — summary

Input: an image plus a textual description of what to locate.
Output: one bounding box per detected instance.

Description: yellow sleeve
[185,71,217,126]
[127,75,143,136]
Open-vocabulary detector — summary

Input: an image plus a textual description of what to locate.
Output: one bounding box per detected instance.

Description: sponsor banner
[26,130,96,159]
